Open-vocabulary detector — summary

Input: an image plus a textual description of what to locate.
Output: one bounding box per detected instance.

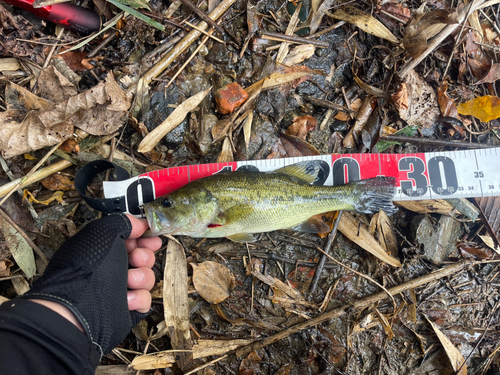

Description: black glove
[20,214,148,355]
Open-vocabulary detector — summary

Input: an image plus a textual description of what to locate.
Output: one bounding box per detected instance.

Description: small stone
[214,82,248,115]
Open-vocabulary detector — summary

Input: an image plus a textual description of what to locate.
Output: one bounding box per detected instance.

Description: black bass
[143,161,396,242]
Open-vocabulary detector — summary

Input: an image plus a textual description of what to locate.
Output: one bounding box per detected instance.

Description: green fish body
[143,161,396,242]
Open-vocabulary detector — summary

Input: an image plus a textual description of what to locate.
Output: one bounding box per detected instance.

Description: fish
[143,161,396,242]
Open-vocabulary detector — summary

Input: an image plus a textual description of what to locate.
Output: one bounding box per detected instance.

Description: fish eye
[161,199,171,208]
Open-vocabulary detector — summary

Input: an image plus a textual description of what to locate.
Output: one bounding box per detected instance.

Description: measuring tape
[99,148,500,215]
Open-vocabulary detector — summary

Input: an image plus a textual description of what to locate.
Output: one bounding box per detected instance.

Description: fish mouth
[144,207,171,235]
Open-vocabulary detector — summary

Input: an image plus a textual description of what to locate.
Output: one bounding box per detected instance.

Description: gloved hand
[20,214,161,355]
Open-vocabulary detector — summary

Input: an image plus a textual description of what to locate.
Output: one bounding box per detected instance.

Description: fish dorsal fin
[227,233,257,243]
[274,161,322,184]
[291,217,330,233]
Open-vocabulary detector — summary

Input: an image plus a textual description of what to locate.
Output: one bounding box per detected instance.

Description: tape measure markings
[102,148,500,215]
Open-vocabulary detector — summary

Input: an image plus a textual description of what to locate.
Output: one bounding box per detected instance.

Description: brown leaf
[40,174,75,191]
[391,83,408,112]
[58,139,80,153]
[425,317,467,375]
[476,196,500,246]
[379,3,411,28]
[0,72,130,158]
[475,63,500,84]
[0,259,13,277]
[404,8,457,58]
[458,242,497,260]
[238,351,261,375]
[397,70,440,128]
[457,95,500,122]
[191,261,235,304]
[437,81,459,118]
[279,133,321,157]
[334,98,362,121]
[38,66,78,102]
[343,96,377,149]
[285,115,317,140]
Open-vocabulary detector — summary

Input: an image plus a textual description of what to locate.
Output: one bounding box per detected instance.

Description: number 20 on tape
[103,148,500,215]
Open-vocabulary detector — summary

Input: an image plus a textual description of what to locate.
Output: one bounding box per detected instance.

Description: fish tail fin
[350,177,397,214]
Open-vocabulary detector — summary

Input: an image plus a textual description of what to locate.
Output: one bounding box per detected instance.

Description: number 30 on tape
[103,148,500,215]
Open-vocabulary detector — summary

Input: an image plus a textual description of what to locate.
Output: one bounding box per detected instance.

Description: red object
[4,0,102,34]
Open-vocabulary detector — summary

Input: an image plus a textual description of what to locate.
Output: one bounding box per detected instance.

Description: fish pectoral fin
[274,160,323,184]
[290,217,330,233]
[227,233,257,243]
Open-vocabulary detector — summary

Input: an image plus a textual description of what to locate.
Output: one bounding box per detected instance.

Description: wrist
[28,299,84,333]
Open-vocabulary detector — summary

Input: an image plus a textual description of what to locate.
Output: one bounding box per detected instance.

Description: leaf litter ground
[1,0,500,373]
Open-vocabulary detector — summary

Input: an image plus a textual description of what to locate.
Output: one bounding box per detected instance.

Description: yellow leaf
[457,95,500,122]
[23,154,37,160]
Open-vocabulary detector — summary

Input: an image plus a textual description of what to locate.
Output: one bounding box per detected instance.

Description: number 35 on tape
[103,148,500,215]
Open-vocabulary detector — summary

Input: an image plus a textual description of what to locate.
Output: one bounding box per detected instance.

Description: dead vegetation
[1,0,500,373]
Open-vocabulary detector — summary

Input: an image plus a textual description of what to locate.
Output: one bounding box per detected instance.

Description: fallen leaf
[0,72,130,158]
[217,137,234,163]
[343,96,377,149]
[0,259,13,277]
[243,111,253,152]
[404,8,457,58]
[391,83,408,112]
[138,87,211,153]
[58,139,80,153]
[309,0,335,34]
[398,70,440,128]
[437,81,459,118]
[476,196,500,245]
[38,66,78,102]
[239,351,262,375]
[285,115,317,140]
[334,98,362,121]
[479,235,500,254]
[425,316,467,375]
[458,242,497,260]
[23,190,65,205]
[0,216,36,278]
[353,73,388,97]
[245,69,321,97]
[41,174,75,191]
[476,63,500,84]
[191,261,235,304]
[457,95,500,122]
[282,44,316,66]
[326,7,399,44]
[379,3,411,28]
[338,212,402,267]
[279,133,321,157]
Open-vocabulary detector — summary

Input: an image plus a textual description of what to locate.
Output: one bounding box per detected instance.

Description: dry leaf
[398,70,440,128]
[479,235,500,253]
[437,81,459,118]
[282,44,316,66]
[334,98,362,121]
[138,87,211,153]
[279,133,321,157]
[326,7,399,44]
[0,72,129,158]
[338,212,402,267]
[475,63,500,84]
[217,137,234,163]
[0,216,36,278]
[457,95,500,122]
[243,111,253,152]
[41,174,75,191]
[23,190,65,205]
[354,74,388,97]
[191,261,235,304]
[38,66,78,102]
[404,8,457,58]
[285,115,317,140]
[245,69,321,97]
[343,96,377,148]
[425,316,467,375]
[379,3,411,28]
[309,0,335,34]
[476,196,500,245]
[0,259,13,277]
[391,84,408,112]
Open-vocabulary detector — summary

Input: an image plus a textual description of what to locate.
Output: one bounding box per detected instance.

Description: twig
[88,32,117,58]
[184,21,225,44]
[0,142,63,207]
[398,0,486,78]
[378,135,496,149]
[261,32,329,48]
[236,260,472,357]
[442,0,478,79]
[43,26,65,68]
[306,96,354,114]
[0,207,49,265]
[126,0,236,97]
[178,0,225,35]
[315,245,397,313]
[183,354,228,375]
[309,211,343,295]
[307,21,345,39]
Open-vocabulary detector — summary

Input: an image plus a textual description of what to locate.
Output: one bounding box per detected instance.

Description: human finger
[125,214,150,239]
[125,236,162,253]
[127,289,152,313]
[127,267,155,290]
[128,248,156,268]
